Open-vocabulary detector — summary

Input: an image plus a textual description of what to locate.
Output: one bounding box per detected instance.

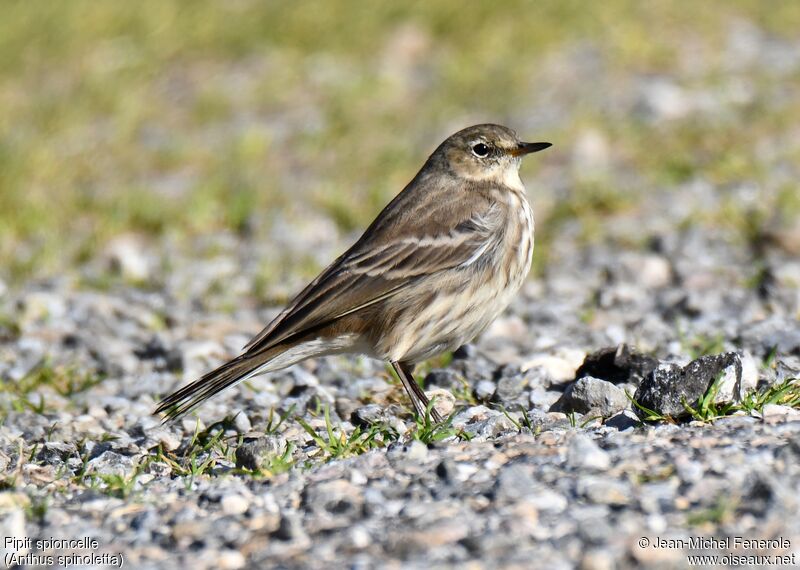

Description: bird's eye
[471,143,490,158]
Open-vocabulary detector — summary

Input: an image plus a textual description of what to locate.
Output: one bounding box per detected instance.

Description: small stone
[580,548,615,570]
[37,442,76,465]
[235,436,284,471]
[566,434,611,471]
[739,352,759,394]
[0,509,27,558]
[133,336,183,372]
[423,369,463,390]
[762,404,800,424]
[470,414,518,439]
[216,550,246,570]
[351,404,389,427]
[493,373,526,403]
[551,376,628,418]
[144,425,182,452]
[529,386,562,410]
[221,494,249,516]
[523,349,586,383]
[495,463,535,503]
[104,234,151,282]
[578,478,630,506]
[425,388,455,417]
[233,412,251,433]
[349,525,371,549]
[405,440,428,461]
[17,291,67,327]
[474,380,496,402]
[87,451,134,477]
[302,479,363,518]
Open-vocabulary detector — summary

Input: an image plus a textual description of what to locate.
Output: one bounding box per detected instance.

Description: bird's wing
[242,197,503,354]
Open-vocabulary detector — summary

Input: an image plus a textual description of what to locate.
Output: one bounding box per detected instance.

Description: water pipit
[156,124,551,423]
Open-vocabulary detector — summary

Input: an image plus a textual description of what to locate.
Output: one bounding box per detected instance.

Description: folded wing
[242,197,503,354]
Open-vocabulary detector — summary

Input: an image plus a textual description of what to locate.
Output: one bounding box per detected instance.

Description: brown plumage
[155,124,551,423]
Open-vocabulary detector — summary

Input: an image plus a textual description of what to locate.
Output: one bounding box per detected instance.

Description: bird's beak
[508,142,552,157]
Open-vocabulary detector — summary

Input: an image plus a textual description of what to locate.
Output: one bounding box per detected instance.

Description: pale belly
[372,189,534,364]
[379,240,532,363]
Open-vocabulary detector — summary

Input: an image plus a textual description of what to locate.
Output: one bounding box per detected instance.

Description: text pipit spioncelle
[156,124,551,424]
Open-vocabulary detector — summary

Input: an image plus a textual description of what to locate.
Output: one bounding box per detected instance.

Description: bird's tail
[154,347,281,422]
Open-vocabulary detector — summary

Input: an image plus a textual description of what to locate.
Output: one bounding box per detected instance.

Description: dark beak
[508,141,552,157]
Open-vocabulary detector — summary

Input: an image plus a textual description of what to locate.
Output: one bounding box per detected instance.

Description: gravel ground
[2,13,800,570]
[1,221,798,569]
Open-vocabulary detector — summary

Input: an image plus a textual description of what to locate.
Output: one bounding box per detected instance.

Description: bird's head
[433,124,551,190]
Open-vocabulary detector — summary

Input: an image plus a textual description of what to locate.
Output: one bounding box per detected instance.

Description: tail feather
[155,349,277,422]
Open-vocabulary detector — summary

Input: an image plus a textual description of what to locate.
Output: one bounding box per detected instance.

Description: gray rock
[578,478,630,506]
[633,352,745,419]
[493,373,526,403]
[551,376,628,417]
[351,404,391,427]
[566,434,611,471]
[422,369,463,390]
[494,463,536,503]
[87,450,135,477]
[302,479,364,520]
[234,436,285,471]
[737,317,800,356]
[133,336,183,372]
[529,386,562,410]
[37,442,77,465]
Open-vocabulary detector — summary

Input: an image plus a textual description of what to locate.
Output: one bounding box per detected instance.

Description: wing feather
[242,195,503,354]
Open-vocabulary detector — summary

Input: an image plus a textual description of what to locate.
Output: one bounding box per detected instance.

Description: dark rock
[574,344,658,386]
[453,344,477,359]
[334,398,360,421]
[435,459,458,482]
[605,410,640,431]
[633,352,743,419]
[234,436,284,471]
[738,474,776,517]
[493,363,522,380]
[423,369,463,390]
[134,336,183,372]
[351,404,390,427]
[273,514,306,541]
[37,442,77,465]
[551,376,628,418]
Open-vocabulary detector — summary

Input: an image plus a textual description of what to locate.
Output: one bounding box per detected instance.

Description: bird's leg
[391,361,445,424]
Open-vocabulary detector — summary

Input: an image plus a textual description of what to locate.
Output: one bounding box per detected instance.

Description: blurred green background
[1,0,799,286]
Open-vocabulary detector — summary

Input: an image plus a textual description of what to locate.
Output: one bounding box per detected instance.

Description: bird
[155,124,551,424]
